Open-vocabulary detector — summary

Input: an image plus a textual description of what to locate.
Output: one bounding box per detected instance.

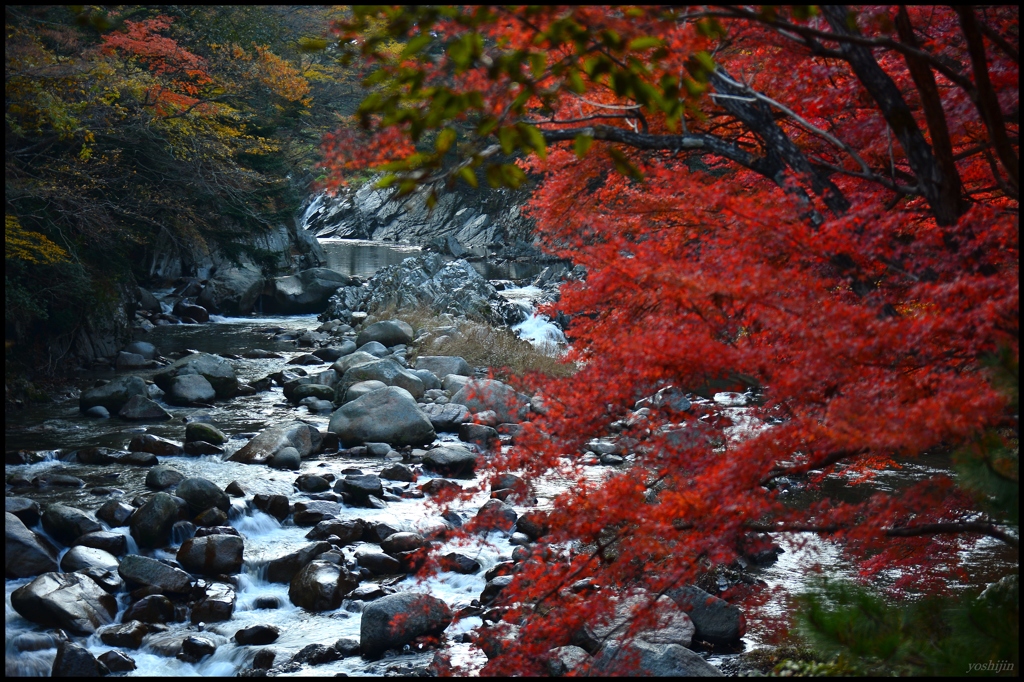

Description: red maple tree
[325,6,1018,674]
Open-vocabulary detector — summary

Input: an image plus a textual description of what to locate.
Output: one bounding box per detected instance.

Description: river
[5,240,1014,677]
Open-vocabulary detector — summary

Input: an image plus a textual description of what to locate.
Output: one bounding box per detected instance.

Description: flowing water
[5,241,1014,676]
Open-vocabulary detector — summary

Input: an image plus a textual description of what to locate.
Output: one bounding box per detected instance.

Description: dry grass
[367,303,577,382]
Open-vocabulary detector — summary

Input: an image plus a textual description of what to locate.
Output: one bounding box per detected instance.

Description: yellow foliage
[5,216,69,265]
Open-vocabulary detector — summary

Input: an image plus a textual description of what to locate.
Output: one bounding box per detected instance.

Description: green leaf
[457,165,478,188]
[608,147,643,180]
[401,33,434,58]
[627,36,663,51]
[297,37,329,52]
[517,123,547,160]
[435,128,457,154]
[485,164,504,188]
[375,174,399,189]
[574,134,593,159]
[567,70,586,94]
[497,126,519,155]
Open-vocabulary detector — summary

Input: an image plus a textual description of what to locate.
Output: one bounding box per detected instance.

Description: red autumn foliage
[326,5,1018,675]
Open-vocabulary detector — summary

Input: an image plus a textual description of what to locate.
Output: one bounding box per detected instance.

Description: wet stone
[235,624,281,646]
[179,635,217,663]
[98,649,137,673]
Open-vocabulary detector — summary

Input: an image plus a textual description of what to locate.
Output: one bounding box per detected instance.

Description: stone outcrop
[321,254,526,328]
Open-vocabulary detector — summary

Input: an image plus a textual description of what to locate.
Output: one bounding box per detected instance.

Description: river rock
[355,548,403,575]
[52,640,110,677]
[80,375,148,413]
[125,340,157,359]
[590,640,722,676]
[185,421,228,444]
[268,268,353,314]
[41,504,102,545]
[100,620,149,648]
[270,447,301,470]
[339,474,384,506]
[11,571,118,634]
[330,350,381,375]
[328,386,435,447]
[360,592,453,658]
[228,421,321,466]
[154,353,238,399]
[339,358,425,400]
[129,492,187,548]
[6,496,41,526]
[305,518,367,545]
[355,340,388,357]
[179,635,217,663]
[234,624,280,645]
[177,534,244,575]
[574,591,694,653]
[173,300,210,323]
[288,560,360,611]
[146,465,186,490]
[197,265,265,315]
[6,512,59,578]
[666,585,745,644]
[357,320,414,348]
[422,445,477,478]
[451,379,525,423]
[458,422,499,448]
[313,342,356,361]
[119,394,173,420]
[97,499,135,527]
[129,433,184,457]
[176,477,230,515]
[123,594,176,623]
[252,494,290,521]
[72,530,129,556]
[116,350,149,369]
[59,545,119,574]
[191,581,236,623]
[267,541,333,583]
[380,463,414,482]
[414,355,473,378]
[342,379,387,404]
[118,554,193,594]
[380,532,427,554]
[165,373,217,405]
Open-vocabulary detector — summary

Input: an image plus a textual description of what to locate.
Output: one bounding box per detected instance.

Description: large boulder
[288,560,360,611]
[267,268,353,314]
[177,534,244,575]
[414,355,473,378]
[154,353,238,399]
[356,320,414,348]
[59,546,119,574]
[339,359,425,400]
[421,403,472,432]
[574,591,694,653]
[164,374,217,406]
[666,586,745,644]
[321,255,527,327]
[41,504,102,545]
[129,492,186,548]
[422,445,478,478]
[589,641,723,676]
[197,265,265,315]
[79,375,148,413]
[11,571,118,634]
[176,477,230,515]
[328,386,435,447]
[228,421,321,466]
[266,541,332,584]
[118,554,193,594]
[52,640,110,677]
[6,512,59,578]
[118,394,173,421]
[451,379,525,424]
[360,592,453,658]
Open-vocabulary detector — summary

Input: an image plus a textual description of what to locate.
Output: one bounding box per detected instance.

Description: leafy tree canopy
[323,5,1019,675]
